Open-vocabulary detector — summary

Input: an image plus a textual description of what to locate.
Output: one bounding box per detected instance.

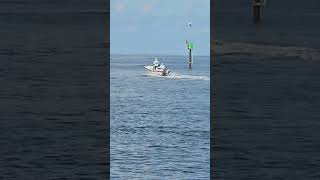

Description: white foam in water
[145,72,210,81]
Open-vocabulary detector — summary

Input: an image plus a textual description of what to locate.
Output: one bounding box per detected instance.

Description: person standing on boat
[153,58,159,70]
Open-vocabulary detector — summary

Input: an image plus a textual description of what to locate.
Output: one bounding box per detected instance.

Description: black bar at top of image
[0,0,109,179]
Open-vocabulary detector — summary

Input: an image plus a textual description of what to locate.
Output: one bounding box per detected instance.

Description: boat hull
[144,65,170,76]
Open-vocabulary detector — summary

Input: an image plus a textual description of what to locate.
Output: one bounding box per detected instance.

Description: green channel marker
[188,42,194,50]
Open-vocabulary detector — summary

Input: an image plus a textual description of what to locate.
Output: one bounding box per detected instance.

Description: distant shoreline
[110,53,210,57]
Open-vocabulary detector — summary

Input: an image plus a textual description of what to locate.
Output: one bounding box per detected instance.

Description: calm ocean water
[213,0,320,179]
[111,55,210,179]
[0,1,108,179]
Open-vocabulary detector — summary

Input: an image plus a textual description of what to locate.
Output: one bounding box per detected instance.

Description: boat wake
[214,40,320,61]
[145,72,210,81]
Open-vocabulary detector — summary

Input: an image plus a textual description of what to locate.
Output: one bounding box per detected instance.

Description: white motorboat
[144,58,171,76]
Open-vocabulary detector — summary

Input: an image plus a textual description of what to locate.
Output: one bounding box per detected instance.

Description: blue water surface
[111,55,210,179]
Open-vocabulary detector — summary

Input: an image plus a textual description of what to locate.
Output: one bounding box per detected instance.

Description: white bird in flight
[186,22,192,27]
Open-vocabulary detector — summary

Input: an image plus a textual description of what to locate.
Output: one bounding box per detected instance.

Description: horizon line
[110,53,210,57]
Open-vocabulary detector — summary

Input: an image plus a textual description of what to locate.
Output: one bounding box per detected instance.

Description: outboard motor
[163,68,170,76]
